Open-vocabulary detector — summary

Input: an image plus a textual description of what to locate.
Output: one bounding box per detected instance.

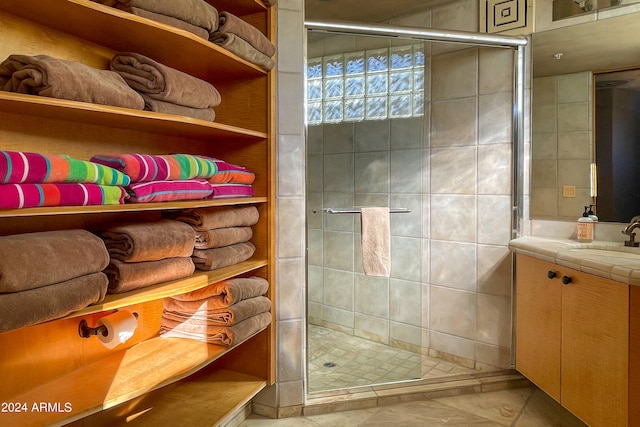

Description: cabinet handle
[547,271,557,279]
[562,275,573,285]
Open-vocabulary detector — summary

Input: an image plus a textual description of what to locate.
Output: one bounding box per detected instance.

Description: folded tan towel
[210,33,275,71]
[0,229,109,293]
[105,257,195,293]
[0,54,145,110]
[167,205,259,231]
[194,226,252,249]
[101,219,195,262]
[142,95,216,121]
[213,12,275,57]
[0,272,108,334]
[163,295,271,326]
[159,311,271,346]
[110,52,221,109]
[171,276,269,305]
[192,241,255,271]
[361,207,391,277]
[127,7,210,40]
[93,0,219,33]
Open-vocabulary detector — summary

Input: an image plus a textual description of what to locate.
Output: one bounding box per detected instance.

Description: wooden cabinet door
[515,254,562,401]
[561,267,629,427]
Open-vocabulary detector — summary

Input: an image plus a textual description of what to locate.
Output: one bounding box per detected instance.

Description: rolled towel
[192,241,255,271]
[126,178,213,203]
[208,159,255,185]
[105,257,195,293]
[0,272,108,334]
[194,226,253,249]
[110,52,221,109]
[0,230,109,293]
[0,183,128,209]
[142,95,216,121]
[100,219,195,262]
[127,7,210,40]
[94,0,219,33]
[163,295,272,326]
[90,153,218,183]
[167,205,259,231]
[0,54,145,109]
[213,12,275,57]
[210,33,274,71]
[171,276,269,305]
[0,150,130,186]
[159,311,271,346]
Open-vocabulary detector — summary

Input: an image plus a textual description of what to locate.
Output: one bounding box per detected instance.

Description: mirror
[531,11,640,221]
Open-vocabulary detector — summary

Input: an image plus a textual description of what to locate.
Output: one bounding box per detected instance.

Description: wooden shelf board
[0,0,267,82]
[0,197,268,218]
[0,92,267,140]
[1,336,268,427]
[65,258,268,319]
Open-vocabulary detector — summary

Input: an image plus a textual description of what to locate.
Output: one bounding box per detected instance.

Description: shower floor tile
[308,324,479,392]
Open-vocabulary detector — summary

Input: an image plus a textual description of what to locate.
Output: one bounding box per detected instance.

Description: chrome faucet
[622,215,640,247]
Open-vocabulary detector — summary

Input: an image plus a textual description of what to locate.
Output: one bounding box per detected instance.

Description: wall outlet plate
[563,185,577,198]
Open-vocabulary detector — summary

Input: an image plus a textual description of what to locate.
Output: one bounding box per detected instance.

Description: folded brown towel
[0,229,109,293]
[163,295,271,326]
[192,241,255,271]
[171,276,269,305]
[142,95,216,122]
[0,272,108,334]
[159,311,271,346]
[167,205,259,231]
[101,219,195,262]
[194,226,253,249]
[105,257,195,293]
[127,7,210,40]
[213,12,275,58]
[0,54,145,110]
[93,0,219,33]
[110,52,221,109]
[210,33,275,71]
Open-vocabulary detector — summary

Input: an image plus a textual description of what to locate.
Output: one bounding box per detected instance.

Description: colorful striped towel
[90,153,217,183]
[0,183,127,209]
[209,183,254,199]
[1,150,130,186]
[126,178,213,203]
[209,159,255,184]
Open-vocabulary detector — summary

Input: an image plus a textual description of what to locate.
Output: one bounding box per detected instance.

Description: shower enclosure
[304,20,527,394]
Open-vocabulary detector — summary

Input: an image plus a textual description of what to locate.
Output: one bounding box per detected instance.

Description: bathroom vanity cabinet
[0,1,275,426]
[515,254,640,427]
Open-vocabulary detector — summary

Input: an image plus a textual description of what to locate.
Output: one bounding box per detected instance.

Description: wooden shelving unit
[0,0,276,425]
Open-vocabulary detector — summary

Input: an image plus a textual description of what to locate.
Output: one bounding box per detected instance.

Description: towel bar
[323,208,411,214]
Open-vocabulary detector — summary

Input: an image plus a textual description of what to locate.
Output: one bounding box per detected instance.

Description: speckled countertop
[509,236,640,286]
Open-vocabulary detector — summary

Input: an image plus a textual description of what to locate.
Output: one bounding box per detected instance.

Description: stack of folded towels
[92,0,276,71]
[90,153,218,203]
[166,205,259,271]
[99,219,196,293]
[92,0,220,42]
[0,54,145,109]
[0,150,130,209]
[208,158,256,199]
[110,52,221,121]
[160,276,272,346]
[0,230,110,333]
[209,11,276,71]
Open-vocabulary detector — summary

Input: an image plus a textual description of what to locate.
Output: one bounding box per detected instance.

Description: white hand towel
[360,207,390,277]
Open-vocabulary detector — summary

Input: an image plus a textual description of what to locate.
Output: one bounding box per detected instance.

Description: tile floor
[239,386,588,426]
[307,324,487,392]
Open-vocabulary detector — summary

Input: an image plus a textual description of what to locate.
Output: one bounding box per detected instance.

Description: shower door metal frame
[303,19,528,396]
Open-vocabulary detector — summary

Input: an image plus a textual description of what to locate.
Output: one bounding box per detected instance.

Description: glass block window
[306,44,425,125]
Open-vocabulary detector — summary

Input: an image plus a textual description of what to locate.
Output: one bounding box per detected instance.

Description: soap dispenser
[587,204,598,222]
[577,206,594,242]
